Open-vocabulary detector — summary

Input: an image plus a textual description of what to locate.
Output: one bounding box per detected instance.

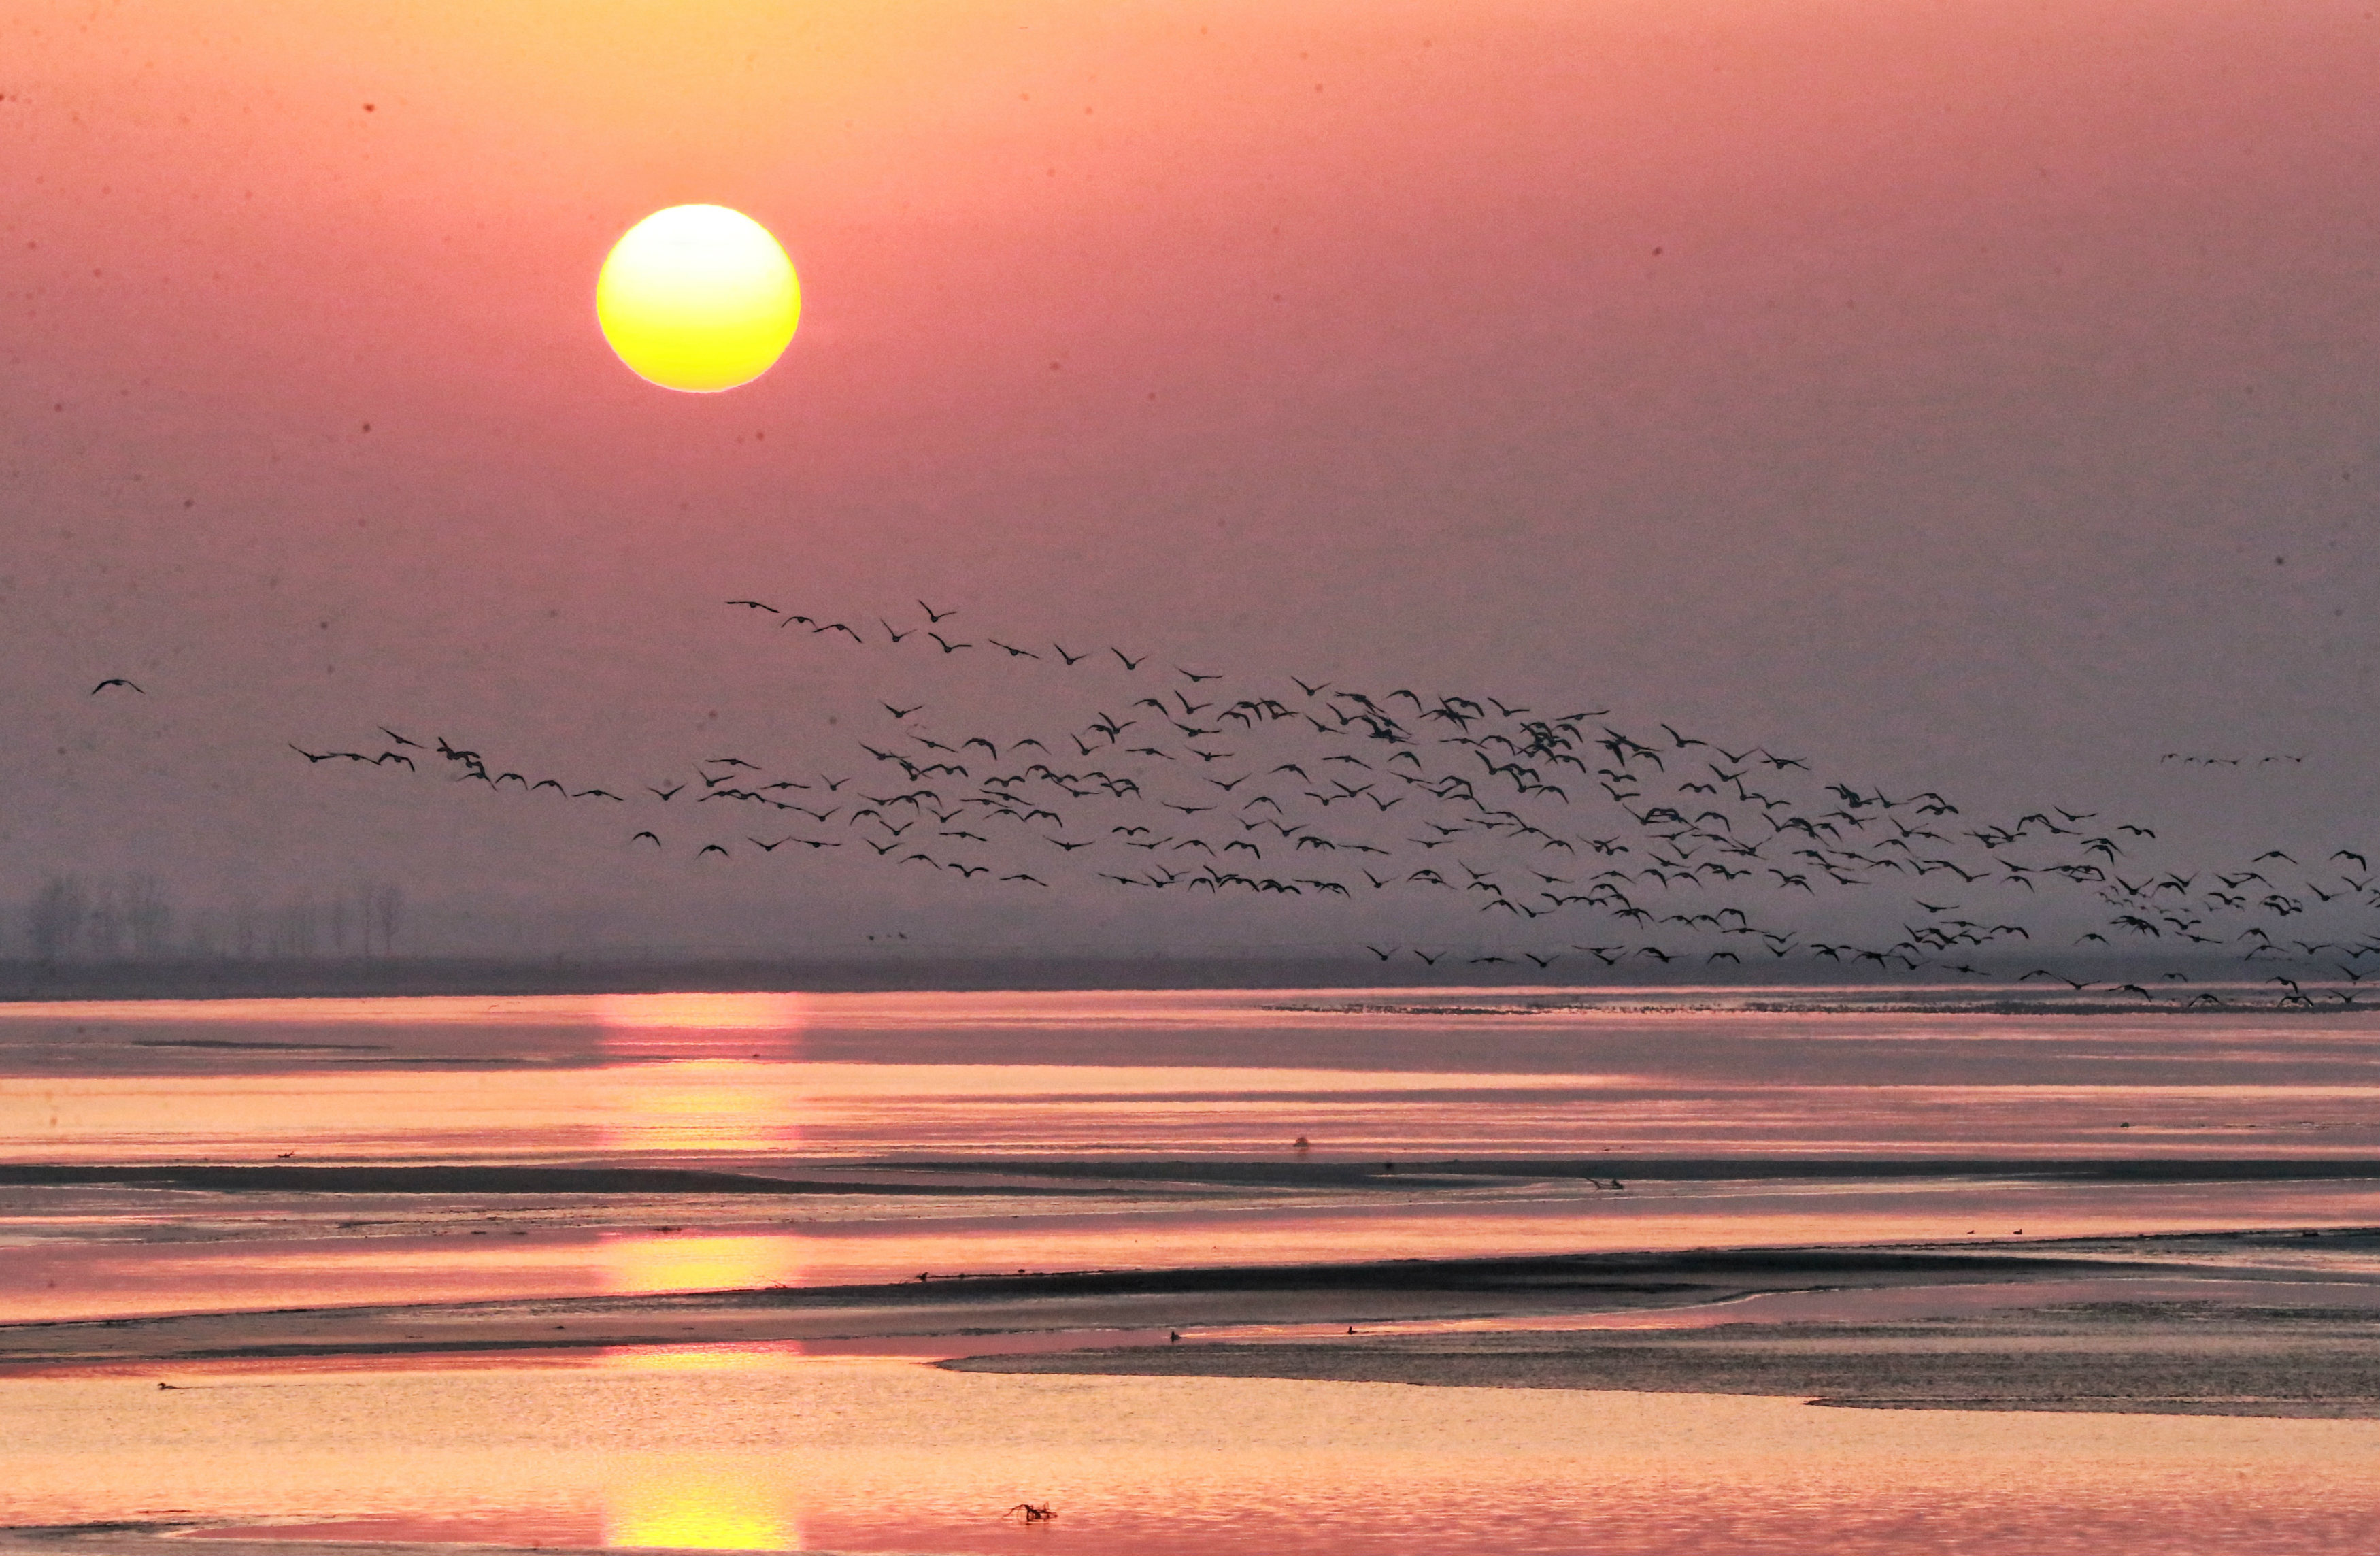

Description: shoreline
[12,1158,2380,1196]
[944,1297,2380,1419]
[0,958,2346,1004]
[1,1227,2373,1419]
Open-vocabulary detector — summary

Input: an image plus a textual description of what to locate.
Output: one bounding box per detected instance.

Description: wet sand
[9,983,2380,1544]
[1,1240,2110,1370]
[10,995,2380,1556]
[952,1298,2380,1417]
[20,1155,2380,1193]
[12,1156,2379,1329]
[916,1227,2380,1417]
[0,1163,1100,1195]
[3,1225,2375,1421]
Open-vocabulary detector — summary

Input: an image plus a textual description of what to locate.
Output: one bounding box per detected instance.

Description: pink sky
[5,1,2379,955]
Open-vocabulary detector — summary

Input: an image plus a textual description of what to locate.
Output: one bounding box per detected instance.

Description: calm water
[5,987,2380,1161]
[4,990,2380,1321]
[10,1175,2380,1325]
[5,1355,2380,1555]
[5,989,2380,1553]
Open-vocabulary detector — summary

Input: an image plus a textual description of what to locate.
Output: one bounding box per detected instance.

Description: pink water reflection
[8,1059,2380,1164]
[9,990,2380,1164]
[7,1175,2377,1323]
[11,1360,2379,1556]
[8,991,2380,1327]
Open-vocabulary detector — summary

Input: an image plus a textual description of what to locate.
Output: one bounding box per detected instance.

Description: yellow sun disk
[597,205,799,393]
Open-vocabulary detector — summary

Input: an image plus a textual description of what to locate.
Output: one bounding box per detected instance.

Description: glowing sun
[597,205,799,393]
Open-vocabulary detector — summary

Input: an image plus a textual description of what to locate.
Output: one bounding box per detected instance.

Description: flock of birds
[297,597,2380,1005]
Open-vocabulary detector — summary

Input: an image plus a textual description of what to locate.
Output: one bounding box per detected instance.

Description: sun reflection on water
[590,995,818,1159]
[602,1457,801,1552]
[590,1063,811,1155]
[594,993,811,1061]
[601,1232,803,1295]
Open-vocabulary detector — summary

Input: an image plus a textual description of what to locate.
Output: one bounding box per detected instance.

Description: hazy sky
[7,0,2379,957]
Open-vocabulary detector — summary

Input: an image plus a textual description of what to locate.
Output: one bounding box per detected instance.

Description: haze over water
[12,987,2380,1159]
[5,989,2378,1321]
[17,0,2380,1546]
[5,988,2380,1554]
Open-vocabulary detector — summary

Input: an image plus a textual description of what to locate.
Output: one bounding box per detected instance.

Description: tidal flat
[4,989,2380,1553]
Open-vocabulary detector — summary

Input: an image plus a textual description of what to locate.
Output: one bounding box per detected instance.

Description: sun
[596,205,800,393]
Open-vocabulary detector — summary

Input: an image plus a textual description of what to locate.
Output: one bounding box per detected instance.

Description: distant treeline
[22,874,405,961]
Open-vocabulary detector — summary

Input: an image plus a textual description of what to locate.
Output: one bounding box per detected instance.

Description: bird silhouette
[309,592,2380,1010]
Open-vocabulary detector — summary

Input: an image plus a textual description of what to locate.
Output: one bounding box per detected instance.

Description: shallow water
[7,1175,2379,1324]
[4,1356,2380,1555]
[7,989,2380,1552]
[3,989,2379,1322]
[3,989,2380,1161]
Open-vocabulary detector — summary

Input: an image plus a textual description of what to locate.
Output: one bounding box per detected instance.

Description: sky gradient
[7,0,2379,957]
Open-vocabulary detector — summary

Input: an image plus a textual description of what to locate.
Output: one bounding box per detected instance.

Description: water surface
[7,989,2380,1553]
[5,1355,2379,1555]
[5,990,2379,1323]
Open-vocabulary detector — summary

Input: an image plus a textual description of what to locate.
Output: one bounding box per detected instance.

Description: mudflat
[0,1240,2114,1368]
[4,1225,2375,1423]
[949,1296,2380,1417]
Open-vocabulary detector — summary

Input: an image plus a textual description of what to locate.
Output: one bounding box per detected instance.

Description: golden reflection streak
[601,1233,802,1296]
[603,1457,800,1552]
[592,994,813,1159]
[592,993,815,1032]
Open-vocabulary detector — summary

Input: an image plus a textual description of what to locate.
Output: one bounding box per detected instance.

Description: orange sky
[7,1,2380,953]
